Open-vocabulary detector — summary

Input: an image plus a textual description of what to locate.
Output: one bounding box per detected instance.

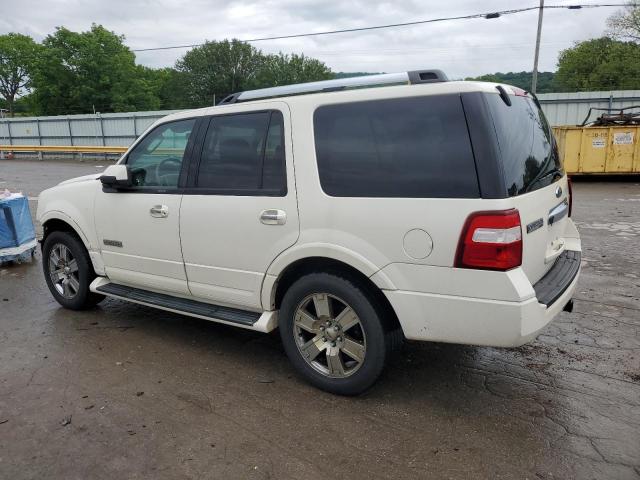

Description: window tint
[196,111,286,194]
[485,93,562,196]
[126,119,195,188]
[313,95,479,198]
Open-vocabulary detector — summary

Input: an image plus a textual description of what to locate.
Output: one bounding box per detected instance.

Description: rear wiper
[525,167,562,193]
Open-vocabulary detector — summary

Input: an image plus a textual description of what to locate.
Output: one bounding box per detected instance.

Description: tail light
[455,209,522,271]
[567,177,573,217]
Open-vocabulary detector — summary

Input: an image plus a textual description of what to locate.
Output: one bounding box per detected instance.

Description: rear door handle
[260,209,286,225]
[150,205,169,218]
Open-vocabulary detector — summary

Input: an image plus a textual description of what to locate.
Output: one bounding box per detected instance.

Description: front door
[179,106,299,309]
[95,117,197,295]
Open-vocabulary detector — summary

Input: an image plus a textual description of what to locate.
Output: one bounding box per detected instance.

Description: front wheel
[279,272,393,395]
[42,231,104,310]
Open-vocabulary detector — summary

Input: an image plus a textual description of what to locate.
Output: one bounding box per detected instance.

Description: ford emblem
[555,186,563,198]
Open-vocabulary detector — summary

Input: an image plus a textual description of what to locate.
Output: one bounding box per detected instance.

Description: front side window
[313,95,479,198]
[196,110,286,195]
[126,118,196,188]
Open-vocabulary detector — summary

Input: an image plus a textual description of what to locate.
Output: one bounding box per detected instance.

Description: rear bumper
[382,250,581,348]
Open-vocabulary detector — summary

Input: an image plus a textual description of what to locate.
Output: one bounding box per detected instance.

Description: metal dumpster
[553,125,640,175]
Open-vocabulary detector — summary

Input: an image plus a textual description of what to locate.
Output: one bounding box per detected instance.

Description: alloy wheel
[293,293,367,378]
[48,243,80,299]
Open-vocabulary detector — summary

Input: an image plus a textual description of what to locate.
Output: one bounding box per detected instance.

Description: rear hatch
[484,89,571,285]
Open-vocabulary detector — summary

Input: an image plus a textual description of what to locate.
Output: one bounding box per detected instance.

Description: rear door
[179,105,299,309]
[484,91,571,284]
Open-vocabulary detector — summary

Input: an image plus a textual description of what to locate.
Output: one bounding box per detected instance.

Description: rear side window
[485,93,562,196]
[313,95,479,198]
[196,111,286,195]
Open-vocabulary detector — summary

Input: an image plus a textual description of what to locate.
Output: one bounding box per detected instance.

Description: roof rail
[218,69,448,105]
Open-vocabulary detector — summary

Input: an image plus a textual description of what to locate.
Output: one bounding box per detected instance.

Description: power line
[131,3,630,53]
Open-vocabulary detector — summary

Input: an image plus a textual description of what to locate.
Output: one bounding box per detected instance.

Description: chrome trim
[237,73,410,101]
[555,186,563,198]
[548,199,568,226]
[260,209,287,225]
[149,205,169,218]
[526,218,544,234]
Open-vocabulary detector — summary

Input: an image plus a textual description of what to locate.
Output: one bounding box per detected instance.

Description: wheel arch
[40,213,105,276]
[267,256,402,333]
[41,212,90,249]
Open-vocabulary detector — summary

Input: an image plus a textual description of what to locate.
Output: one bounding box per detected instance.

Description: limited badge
[103,239,123,248]
[526,218,544,234]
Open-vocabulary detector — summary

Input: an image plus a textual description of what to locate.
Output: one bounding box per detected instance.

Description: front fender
[39,210,91,248]
[36,181,104,274]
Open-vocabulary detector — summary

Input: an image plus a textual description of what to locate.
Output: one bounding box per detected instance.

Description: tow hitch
[563,300,574,313]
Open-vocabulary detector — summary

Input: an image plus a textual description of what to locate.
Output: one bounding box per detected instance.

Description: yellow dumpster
[553,125,640,174]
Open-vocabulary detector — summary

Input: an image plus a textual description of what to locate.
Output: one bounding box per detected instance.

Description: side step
[90,279,277,332]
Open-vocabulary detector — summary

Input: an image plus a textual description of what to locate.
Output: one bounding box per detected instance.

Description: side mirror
[100,164,131,191]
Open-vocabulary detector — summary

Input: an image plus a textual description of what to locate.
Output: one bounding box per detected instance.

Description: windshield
[485,93,562,196]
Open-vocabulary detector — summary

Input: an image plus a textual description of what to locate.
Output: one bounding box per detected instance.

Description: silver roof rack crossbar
[218,69,448,105]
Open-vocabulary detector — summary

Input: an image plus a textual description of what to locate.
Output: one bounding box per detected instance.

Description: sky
[0,0,620,78]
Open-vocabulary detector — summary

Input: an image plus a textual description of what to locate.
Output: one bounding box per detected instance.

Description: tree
[607,1,640,42]
[0,33,39,116]
[176,39,265,106]
[554,37,640,91]
[175,41,334,107]
[136,66,191,110]
[256,53,332,87]
[31,24,160,115]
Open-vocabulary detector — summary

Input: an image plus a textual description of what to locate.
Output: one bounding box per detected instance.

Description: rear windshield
[485,93,562,196]
[313,95,479,198]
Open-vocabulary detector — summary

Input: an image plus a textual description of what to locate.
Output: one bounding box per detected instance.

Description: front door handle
[260,209,286,225]
[150,205,169,218]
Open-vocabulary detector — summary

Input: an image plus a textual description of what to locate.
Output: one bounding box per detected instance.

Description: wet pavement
[1,160,639,479]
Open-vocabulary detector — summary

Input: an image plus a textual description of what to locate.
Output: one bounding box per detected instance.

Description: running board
[90,278,277,332]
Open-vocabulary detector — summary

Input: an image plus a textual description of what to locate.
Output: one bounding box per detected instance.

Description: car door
[179,105,299,309]
[94,117,198,295]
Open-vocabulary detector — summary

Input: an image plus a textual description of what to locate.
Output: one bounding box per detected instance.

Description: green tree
[0,33,40,117]
[136,66,192,110]
[31,24,160,115]
[606,1,640,42]
[176,39,265,106]
[554,37,640,91]
[257,53,332,87]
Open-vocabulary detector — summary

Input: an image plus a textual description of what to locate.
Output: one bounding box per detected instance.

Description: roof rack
[218,69,448,105]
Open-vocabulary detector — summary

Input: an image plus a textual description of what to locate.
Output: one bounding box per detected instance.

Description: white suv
[36,70,581,395]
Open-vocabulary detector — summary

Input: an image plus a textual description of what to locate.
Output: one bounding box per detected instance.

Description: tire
[42,231,104,310]
[279,272,392,395]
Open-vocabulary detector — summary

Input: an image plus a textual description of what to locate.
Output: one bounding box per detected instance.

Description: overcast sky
[0,0,619,78]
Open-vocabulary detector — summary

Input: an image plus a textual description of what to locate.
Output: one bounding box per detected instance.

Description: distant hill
[466,71,556,93]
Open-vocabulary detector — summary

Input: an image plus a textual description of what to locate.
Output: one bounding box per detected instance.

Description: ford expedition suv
[36,70,581,395]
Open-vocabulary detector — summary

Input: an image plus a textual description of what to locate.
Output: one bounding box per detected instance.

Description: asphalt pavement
[1,160,639,479]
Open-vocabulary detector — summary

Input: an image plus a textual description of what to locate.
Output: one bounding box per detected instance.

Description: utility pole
[531,0,544,94]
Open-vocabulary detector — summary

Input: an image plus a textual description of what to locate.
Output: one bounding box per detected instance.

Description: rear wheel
[43,231,104,310]
[279,272,393,395]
